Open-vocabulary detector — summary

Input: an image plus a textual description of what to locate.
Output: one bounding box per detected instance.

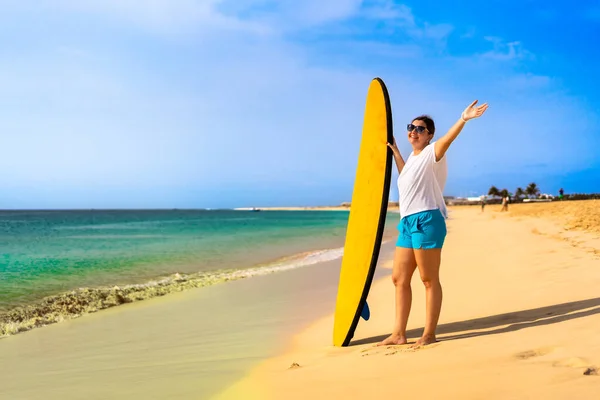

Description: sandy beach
[1,201,599,399]
[4,2,599,400]
[216,200,600,399]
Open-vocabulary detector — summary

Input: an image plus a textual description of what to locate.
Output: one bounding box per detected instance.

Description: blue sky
[1,0,599,209]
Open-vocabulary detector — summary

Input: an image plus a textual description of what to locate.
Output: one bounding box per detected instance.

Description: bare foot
[410,334,437,348]
[376,334,407,346]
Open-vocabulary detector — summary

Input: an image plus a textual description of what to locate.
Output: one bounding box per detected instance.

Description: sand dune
[507,199,600,234]
[216,202,600,400]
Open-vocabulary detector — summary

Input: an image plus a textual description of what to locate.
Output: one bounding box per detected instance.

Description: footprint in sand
[513,346,555,360]
[514,349,598,376]
[407,342,441,351]
[360,348,373,357]
[362,343,439,357]
[361,345,406,356]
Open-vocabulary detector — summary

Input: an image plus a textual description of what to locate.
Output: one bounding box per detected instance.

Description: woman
[379,100,489,347]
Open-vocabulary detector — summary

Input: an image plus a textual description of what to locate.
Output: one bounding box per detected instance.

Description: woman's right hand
[386,137,399,155]
[386,136,405,173]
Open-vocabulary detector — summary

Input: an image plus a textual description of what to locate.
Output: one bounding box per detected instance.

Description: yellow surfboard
[333,77,393,347]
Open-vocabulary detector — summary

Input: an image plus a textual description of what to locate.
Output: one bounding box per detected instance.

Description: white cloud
[362,1,454,42]
[480,37,534,61]
[420,22,454,41]
[288,0,364,25]
[21,0,271,35]
[363,1,414,23]
[210,0,364,33]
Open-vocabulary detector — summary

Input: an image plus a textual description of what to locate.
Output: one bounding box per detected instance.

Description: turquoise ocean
[0,209,399,336]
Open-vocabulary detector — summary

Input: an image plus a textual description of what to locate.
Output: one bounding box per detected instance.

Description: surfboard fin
[360,301,370,321]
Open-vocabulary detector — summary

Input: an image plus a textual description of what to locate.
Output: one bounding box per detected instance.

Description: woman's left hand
[462,100,489,121]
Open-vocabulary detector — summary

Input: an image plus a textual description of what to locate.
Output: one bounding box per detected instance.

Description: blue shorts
[396,209,447,249]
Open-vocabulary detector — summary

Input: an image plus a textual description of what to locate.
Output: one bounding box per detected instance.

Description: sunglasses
[406,123,428,134]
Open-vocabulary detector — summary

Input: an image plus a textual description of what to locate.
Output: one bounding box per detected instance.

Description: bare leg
[413,248,442,346]
[377,247,417,346]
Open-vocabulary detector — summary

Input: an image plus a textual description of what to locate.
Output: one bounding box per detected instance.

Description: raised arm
[434,100,489,162]
[387,137,405,174]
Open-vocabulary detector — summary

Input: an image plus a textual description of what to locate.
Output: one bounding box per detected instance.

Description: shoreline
[1,209,400,339]
[0,240,398,400]
[215,201,600,399]
[0,242,374,339]
[1,219,400,339]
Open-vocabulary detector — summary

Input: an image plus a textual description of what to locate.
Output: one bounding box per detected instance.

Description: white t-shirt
[397,141,448,219]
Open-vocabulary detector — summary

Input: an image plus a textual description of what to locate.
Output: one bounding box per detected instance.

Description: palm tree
[500,189,509,198]
[525,182,540,198]
[515,187,524,198]
[488,186,500,197]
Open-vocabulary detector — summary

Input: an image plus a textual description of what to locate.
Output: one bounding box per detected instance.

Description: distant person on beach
[481,196,486,212]
[380,100,489,347]
[501,196,508,212]
[559,188,564,200]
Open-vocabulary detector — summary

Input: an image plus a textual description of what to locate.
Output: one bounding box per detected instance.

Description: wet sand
[0,237,395,399]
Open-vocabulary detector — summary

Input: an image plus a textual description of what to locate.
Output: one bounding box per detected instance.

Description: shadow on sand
[351,297,600,346]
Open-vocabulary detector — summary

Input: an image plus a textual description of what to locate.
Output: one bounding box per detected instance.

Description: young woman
[379,100,489,347]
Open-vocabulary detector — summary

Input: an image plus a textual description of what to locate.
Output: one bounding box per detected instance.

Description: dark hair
[412,115,435,136]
